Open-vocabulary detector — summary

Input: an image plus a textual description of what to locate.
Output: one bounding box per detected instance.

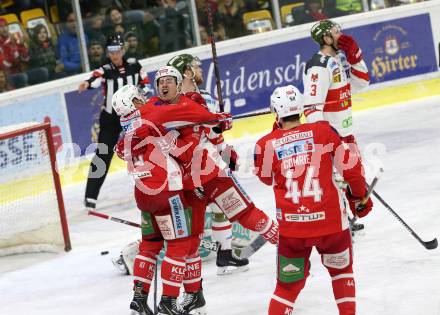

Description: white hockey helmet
[270,85,304,120]
[154,65,183,92]
[112,84,145,116]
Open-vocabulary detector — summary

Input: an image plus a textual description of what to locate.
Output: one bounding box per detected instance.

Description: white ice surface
[1,96,440,315]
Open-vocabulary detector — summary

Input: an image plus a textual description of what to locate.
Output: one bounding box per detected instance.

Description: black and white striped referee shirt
[86,57,149,114]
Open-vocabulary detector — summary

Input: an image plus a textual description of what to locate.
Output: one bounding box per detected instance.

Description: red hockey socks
[330,272,356,315]
[183,255,202,293]
[133,239,163,293]
[268,282,304,315]
[161,238,192,297]
[183,236,202,293]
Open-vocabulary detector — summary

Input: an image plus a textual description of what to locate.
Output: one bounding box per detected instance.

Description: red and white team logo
[215,187,247,218]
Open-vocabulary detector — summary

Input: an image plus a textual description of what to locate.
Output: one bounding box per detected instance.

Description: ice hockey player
[78,33,151,211]
[112,82,216,315]
[114,66,279,314]
[167,53,249,275]
[303,20,370,231]
[254,85,373,315]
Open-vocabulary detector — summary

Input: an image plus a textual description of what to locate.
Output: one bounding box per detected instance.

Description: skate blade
[216,265,250,276]
[189,305,207,315]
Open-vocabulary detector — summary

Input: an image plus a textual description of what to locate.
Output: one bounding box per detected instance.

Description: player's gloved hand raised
[215,112,233,132]
[185,91,207,107]
[338,34,363,65]
[220,144,239,171]
[347,194,373,218]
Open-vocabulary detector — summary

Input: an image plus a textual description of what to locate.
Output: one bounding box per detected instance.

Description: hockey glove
[220,144,239,171]
[347,193,373,218]
[215,112,233,132]
[261,220,279,245]
[152,129,180,155]
[338,34,363,65]
[185,91,207,107]
[115,137,144,161]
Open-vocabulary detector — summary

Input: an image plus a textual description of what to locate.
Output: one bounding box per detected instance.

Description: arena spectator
[0,18,29,75]
[57,12,84,74]
[29,24,65,79]
[85,13,106,46]
[217,0,246,39]
[0,68,14,93]
[88,40,105,69]
[292,0,346,26]
[156,0,193,53]
[195,0,221,29]
[103,6,142,40]
[124,32,144,59]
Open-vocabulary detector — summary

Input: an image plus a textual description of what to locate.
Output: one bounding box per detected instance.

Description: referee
[78,33,150,210]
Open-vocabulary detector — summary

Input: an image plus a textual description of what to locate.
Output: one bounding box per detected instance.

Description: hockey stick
[87,209,219,252]
[153,257,158,314]
[236,234,267,259]
[239,171,384,259]
[205,0,224,112]
[88,210,141,228]
[167,98,351,131]
[370,190,438,250]
[349,169,383,234]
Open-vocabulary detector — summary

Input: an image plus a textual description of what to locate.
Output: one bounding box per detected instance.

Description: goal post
[0,122,71,255]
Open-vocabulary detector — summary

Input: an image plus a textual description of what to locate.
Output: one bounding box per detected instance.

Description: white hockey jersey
[302,51,370,137]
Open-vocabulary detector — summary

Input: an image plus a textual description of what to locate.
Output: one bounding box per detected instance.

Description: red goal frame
[0,122,71,252]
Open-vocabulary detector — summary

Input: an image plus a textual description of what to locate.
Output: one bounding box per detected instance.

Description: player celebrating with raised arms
[254,85,373,315]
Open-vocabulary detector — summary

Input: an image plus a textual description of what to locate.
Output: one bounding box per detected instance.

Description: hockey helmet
[270,85,304,119]
[167,54,202,77]
[154,65,183,91]
[311,20,340,46]
[112,84,145,116]
[106,33,124,52]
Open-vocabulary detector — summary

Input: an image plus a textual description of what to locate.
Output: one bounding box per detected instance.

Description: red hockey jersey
[121,95,227,191]
[254,121,366,238]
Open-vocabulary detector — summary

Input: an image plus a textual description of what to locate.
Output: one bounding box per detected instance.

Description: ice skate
[216,244,249,275]
[180,287,207,315]
[130,282,153,315]
[157,296,191,315]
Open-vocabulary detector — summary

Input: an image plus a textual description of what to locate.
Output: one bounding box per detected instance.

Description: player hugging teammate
[112,65,278,315]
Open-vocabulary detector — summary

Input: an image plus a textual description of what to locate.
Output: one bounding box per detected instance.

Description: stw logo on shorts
[215,187,247,219]
[275,138,315,160]
[169,195,189,238]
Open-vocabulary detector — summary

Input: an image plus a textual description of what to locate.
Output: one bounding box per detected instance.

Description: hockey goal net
[0,122,71,256]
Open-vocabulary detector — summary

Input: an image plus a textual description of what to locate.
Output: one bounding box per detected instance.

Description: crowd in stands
[0,0,426,93]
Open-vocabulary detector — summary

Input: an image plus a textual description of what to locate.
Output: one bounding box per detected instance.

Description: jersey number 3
[285,167,323,203]
[310,84,317,96]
